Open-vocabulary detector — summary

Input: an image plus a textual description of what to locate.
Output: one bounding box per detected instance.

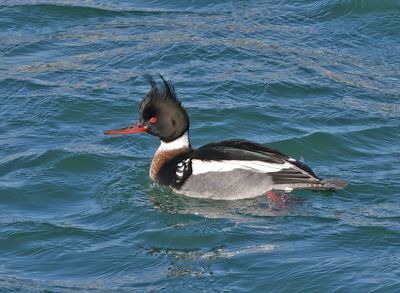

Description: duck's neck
[156,131,190,154]
[150,131,191,181]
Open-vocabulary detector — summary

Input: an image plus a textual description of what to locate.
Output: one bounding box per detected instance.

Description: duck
[105,74,345,201]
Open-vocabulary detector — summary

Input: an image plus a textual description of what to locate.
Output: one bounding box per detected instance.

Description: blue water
[1,1,400,292]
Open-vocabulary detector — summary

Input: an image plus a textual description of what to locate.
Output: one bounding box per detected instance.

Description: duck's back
[159,140,325,200]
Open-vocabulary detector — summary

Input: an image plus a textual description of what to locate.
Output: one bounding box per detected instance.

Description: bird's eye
[149,117,157,123]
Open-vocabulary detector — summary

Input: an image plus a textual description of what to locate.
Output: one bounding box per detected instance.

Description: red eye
[149,117,157,123]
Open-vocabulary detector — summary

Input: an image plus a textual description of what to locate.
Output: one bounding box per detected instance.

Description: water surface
[1,0,400,292]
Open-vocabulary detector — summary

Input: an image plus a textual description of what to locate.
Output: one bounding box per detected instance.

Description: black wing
[192,140,287,164]
[191,139,321,185]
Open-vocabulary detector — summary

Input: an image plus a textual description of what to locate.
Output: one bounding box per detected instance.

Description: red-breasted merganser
[105,75,345,200]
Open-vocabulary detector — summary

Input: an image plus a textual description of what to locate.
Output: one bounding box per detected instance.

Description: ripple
[1,0,400,291]
[303,0,400,21]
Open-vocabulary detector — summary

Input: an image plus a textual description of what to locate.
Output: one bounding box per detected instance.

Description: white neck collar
[156,131,190,153]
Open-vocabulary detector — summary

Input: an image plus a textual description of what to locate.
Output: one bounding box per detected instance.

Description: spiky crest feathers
[139,74,183,117]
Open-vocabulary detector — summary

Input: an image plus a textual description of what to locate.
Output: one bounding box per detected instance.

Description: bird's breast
[149,148,190,182]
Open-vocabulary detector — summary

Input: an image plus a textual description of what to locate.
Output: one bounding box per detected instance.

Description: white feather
[156,131,190,153]
[191,159,292,175]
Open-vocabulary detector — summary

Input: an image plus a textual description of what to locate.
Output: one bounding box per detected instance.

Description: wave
[3,3,137,18]
[1,2,214,19]
[0,148,115,178]
[302,0,400,21]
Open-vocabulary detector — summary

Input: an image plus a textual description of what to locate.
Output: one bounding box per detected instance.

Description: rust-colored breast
[150,148,190,182]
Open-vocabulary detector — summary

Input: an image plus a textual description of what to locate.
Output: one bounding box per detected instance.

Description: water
[1,0,399,291]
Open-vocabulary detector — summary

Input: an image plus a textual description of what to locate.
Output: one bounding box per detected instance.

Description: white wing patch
[191,160,293,175]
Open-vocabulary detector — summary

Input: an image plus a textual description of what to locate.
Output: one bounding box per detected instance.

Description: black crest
[139,73,182,117]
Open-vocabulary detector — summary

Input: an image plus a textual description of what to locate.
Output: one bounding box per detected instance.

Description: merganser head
[104,74,189,143]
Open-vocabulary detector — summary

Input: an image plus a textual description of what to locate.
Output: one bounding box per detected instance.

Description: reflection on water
[149,186,300,218]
